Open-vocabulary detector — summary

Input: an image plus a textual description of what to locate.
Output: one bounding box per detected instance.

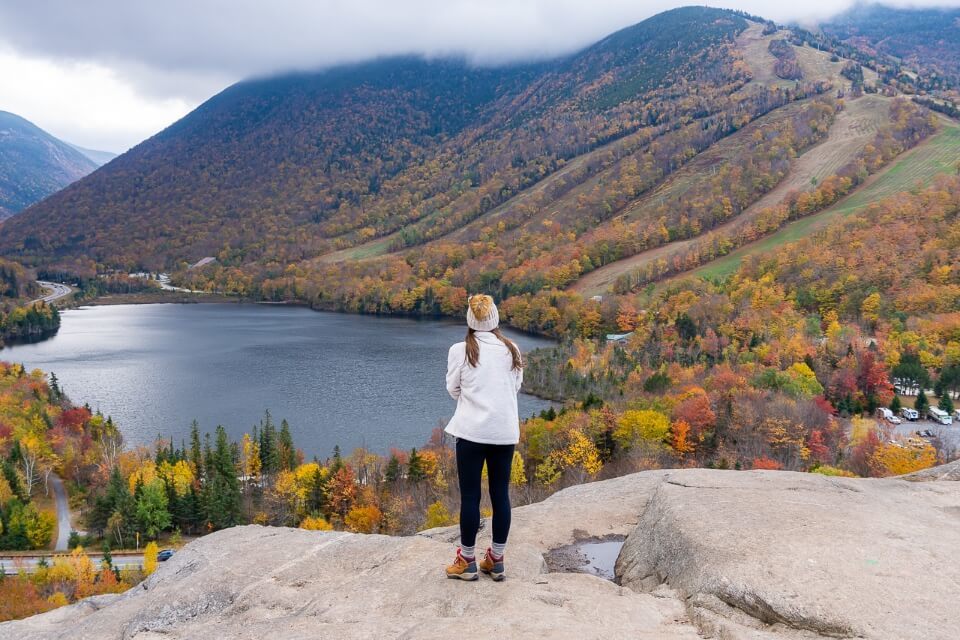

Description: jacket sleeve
[446,344,464,400]
[514,360,524,393]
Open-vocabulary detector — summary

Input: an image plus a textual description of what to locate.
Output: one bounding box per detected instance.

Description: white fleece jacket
[444,331,523,445]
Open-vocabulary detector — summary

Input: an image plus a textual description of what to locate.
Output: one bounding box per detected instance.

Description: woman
[444,294,523,582]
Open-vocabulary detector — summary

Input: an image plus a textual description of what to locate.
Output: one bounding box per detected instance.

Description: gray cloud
[1,1,958,150]
[7,1,960,94]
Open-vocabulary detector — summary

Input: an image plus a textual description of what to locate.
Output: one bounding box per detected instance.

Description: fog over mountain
[2,1,959,151]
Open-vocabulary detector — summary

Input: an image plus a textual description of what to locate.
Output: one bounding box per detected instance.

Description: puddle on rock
[545,534,626,581]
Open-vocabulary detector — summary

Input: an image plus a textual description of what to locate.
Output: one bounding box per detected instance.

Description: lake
[0,303,556,458]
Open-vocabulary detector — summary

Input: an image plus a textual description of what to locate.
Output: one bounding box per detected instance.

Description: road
[32,280,73,304]
[50,474,72,551]
[0,553,145,574]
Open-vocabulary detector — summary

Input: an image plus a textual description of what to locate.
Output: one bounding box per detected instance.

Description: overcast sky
[1,1,958,152]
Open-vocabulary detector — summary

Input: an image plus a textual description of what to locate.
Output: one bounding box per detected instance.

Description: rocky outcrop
[616,469,960,639]
[3,465,958,639]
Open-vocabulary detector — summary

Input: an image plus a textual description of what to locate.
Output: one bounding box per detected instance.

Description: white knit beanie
[466,294,499,332]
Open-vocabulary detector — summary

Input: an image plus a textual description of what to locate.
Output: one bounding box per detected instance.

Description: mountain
[0,6,756,271]
[67,143,117,166]
[0,111,100,220]
[0,5,951,328]
[820,3,960,87]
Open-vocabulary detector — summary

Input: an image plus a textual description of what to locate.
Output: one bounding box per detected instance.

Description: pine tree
[260,411,279,475]
[330,445,343,474]
[915,391,929,414]
[190,420,203,480]
[939,391,955,415]
[48,372,61,402]
[890,395,902,412]
[279,420,297,471]
[307,466,328,515]
[384,454,400,483]
[205,426,242,530]
[407,448,425,483]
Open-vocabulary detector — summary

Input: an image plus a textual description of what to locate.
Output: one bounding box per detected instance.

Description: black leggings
[456,437,514,547]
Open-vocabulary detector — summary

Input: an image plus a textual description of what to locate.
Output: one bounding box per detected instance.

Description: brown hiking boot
[479,548,505,581]
[445,548,478,581]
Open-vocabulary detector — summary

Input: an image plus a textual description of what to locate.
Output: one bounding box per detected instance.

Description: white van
[928,407,953,426]
[900,408,919,421]
[954,409,960,422]
[875,407,902,424]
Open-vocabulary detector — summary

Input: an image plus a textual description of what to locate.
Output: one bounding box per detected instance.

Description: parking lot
[889,418,960,456]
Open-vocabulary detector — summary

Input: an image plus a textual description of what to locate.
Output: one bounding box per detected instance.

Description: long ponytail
[465,328,523,371]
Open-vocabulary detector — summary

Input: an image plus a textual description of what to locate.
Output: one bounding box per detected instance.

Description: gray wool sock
[459,544,475,560]
[490,542,505,559]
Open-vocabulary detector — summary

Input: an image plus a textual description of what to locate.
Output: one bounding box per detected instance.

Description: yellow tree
[614,410,670,451]
[241,433,261,481]
[143,541,159,576]
[300,515,333,531]
[509,450,527,487]
[871,443,937,476]
[422,501,456,529]
[344,505,381,534]
[558,429,603,484]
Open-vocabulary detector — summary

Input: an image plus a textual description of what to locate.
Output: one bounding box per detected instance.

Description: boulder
[3,464,958,639]
[617,469,960,639]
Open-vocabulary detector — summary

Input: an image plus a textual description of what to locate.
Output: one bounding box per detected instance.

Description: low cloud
[1,1,958,150]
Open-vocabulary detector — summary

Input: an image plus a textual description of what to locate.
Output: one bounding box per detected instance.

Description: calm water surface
[0,304,555,457]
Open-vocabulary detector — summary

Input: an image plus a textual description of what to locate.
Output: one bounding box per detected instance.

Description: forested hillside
[0,6,954,347]
[821,4,960,89]
[0,7,755,271]
[0,111,99,220]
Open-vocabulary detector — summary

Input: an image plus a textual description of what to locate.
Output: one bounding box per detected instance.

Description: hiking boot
[479,548,505,581]
[445,548,478,581]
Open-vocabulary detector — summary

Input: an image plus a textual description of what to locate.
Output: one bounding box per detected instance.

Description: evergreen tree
[890,395,902,413]
[939,391,955,415]
[384,454,400,483]
[407,448,425,483]
[915,391,930,414]
[48,372,61,402]
[181,485,203,534]
[260,411,279,475]
[279,420,297,471]
[91,466,135,546]
[190,420,203,480]
[101,539,113,570]
[307,466,328,515]
[330,445,343,474]
[205,426,242,530]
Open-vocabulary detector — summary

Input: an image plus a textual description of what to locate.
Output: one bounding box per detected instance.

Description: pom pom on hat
[467,294,499,331]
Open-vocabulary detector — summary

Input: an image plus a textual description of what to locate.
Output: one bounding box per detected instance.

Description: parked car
[157,549,174,562]
[954,409,960,422]
[875,407,902,424]
[928,407,953,426]
[900,408,919,421]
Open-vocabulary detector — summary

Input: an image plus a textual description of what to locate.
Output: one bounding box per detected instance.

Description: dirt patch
[544,533,626,582]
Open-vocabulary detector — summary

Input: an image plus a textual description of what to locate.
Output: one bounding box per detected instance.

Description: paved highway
[33,280,73,304]
[0,553,146,574]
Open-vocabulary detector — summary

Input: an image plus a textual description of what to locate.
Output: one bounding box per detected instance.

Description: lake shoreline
[80,291,561,344]
[0,303,558,457]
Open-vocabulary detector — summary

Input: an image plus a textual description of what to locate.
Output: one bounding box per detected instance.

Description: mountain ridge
[0,110,100,220]
[0,6,753,271]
